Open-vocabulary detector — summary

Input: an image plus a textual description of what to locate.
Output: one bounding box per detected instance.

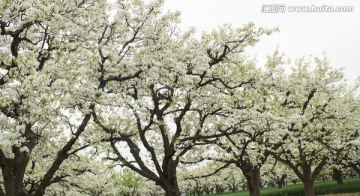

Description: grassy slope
[207,178,360,196]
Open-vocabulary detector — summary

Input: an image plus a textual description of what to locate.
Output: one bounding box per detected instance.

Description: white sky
[163,0,360,84]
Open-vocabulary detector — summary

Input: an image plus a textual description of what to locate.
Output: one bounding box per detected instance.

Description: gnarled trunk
[1,151,30,196]
[160,160,181,196]
[240,164,261,196]
[215,184,226,194]
[0,125,36,196]
[303,179,315,196]
[276,174,287,188]
[332,168,343,184]
[229,183,237,192]
[163,182,181,196]
[204,187,213,195]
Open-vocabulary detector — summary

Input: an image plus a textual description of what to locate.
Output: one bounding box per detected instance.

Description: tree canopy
[0,1,358,196]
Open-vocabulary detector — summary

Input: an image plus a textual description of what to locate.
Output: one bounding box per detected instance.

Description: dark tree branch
[184,163,232,180]
[302,88,317,115]
[312,158,328,180]
[33,104,94,196]
[271,152,304,182]
[68,144,90,156]
[108,135,159,181]
[105,70,143,83]
[179,127,244,143]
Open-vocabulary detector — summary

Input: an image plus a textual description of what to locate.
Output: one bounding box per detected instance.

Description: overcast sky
[163,0,360,84]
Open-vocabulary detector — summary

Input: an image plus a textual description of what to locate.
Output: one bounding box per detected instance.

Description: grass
[206,178,360,196]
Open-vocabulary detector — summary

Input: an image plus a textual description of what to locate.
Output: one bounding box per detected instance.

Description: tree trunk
[162,167,181,196]
[332,168,343,184]
[215,185,225,194]
[0,124,36,196]
[164,186,181,196]
[241,165,261,196]
[194,186,201,196]
[276,174,287,188]
[303,179,315,196]
[1,153,30,196]
[204,187,213,195]
[229,184,237,192]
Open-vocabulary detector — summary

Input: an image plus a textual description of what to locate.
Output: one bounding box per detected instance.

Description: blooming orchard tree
[3,0,357,196]
[268,55,358,196]
[114,168,145,196]
[188,51,287,196]
[179,163,245,195]
[0,0,274,195]
[179,175,210,196]
[42,158,120,195]
[323,89,360,177]
[0,0,140,195]
[315,87,360,184]
[221,165,247,192]
[261,157,298,188]
[90,1,275,195]
[201,91,272,196]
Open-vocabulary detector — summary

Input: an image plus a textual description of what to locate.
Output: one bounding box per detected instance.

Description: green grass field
[207,178,360,196]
